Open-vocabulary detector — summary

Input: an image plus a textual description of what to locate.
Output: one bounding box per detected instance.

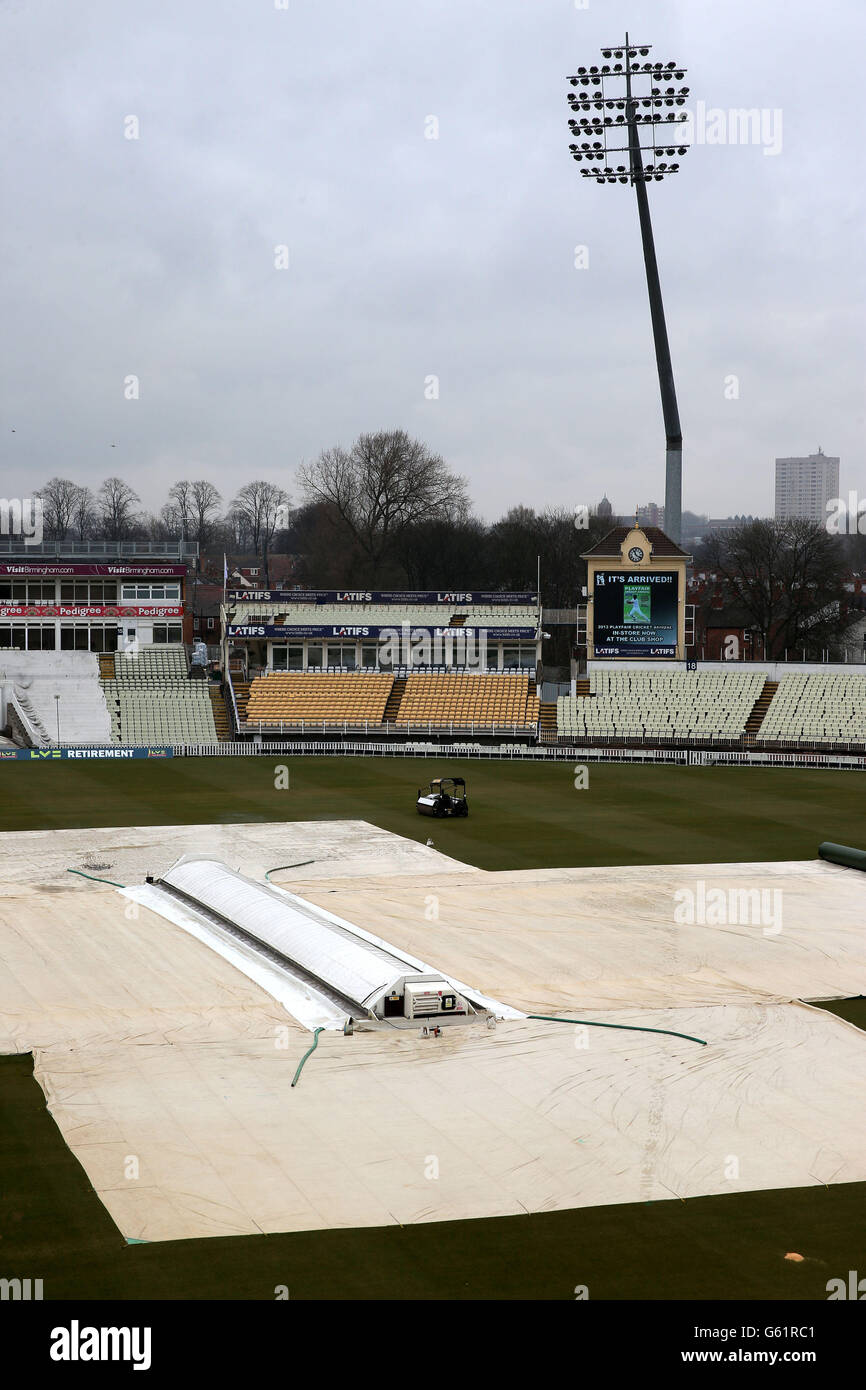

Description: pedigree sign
[0,606,184,619]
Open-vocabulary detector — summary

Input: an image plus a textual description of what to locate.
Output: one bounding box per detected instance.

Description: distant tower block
[774,448,840,524]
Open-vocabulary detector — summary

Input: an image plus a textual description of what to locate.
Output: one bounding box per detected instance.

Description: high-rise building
[774,448,839,523]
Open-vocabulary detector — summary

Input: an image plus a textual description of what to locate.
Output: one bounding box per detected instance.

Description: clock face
[628,546,644,563]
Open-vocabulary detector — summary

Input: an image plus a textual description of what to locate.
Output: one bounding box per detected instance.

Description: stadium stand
[395,672,540,729]
[245,672,395,726]
[756,673,866,747]
[557,669,765,742]
[241,669,541,732]
[102,644,218,745]
[0,651,112,745]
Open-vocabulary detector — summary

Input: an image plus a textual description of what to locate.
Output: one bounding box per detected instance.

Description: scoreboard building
[582,525,691,662]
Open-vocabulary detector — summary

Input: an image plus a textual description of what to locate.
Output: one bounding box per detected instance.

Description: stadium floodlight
[567,33,690,544]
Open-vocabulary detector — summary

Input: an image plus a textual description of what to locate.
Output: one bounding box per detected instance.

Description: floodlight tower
[567,35,690,543]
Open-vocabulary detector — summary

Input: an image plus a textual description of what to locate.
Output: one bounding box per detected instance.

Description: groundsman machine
[416,776,469,818]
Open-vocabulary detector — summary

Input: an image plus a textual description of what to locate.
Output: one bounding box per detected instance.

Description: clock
[628,546,645,563]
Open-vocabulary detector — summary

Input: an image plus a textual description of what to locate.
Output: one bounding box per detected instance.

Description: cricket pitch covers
[0,820,865,1242]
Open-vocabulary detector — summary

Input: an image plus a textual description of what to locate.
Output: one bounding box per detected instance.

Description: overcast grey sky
[1,0,864,523]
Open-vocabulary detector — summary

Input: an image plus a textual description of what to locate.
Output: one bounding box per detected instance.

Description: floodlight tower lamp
[567,34,690,543]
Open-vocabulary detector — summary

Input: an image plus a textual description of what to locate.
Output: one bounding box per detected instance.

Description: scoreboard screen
[592,570,679,657]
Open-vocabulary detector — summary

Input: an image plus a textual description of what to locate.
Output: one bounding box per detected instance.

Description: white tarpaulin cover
[0,818,471,897]
[16,990,866,1241]
[290,858,866,1013]
[1,825,865,1241]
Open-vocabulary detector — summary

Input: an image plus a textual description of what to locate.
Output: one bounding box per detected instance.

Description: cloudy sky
[1,0,864,523]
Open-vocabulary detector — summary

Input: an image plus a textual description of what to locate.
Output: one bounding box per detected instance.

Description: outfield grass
[1,756,865,1300]
[0,757,863,870]
[814,997,866,1031]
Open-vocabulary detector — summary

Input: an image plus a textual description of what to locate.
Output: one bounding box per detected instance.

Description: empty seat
[102,645,218,745]
[395,672,539,729]
[245,672,395,726]
[556,670,765,740]
[756,673,866,746]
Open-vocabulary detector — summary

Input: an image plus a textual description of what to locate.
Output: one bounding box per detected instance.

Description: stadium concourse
[1,819,865,1242]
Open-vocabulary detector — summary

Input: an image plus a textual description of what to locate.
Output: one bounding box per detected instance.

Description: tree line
[696,519,865,660]
[36,475,289,556]
[35,431,612,596]
[35,428,866,662]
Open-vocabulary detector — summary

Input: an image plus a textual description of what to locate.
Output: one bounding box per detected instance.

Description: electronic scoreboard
[592,569,679,657]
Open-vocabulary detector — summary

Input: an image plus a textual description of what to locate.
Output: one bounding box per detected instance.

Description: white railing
[240,719,538,737]
[165,741,866,770]
[0,538,198,558]
[7,690,51,747]
[226,670,241,734]
[553,731,866,755]
[6,734,862,769]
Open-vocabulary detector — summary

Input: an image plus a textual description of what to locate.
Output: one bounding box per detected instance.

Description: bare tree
[297,430,468,582]
[705,518,848,657]
[71,485,96,541]
[97,477,141,540]
[145,478,221,555]
[395,514,488,589]
[224,507,252,553]
[190,480,222,550]
[35,478,79,543]
[229,480,289,586]
[167,481,194,539]
[486,506,542,590]
[146,505,181,541]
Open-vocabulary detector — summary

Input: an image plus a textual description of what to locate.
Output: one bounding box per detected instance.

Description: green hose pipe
[265,860,316,882]
[528,1014,707,1046]
[67,868,126,888]
[292,1028,324,1087]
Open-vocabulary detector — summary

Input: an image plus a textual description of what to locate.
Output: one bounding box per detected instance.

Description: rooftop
[582,526,691,559]
[0,539,198,560]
